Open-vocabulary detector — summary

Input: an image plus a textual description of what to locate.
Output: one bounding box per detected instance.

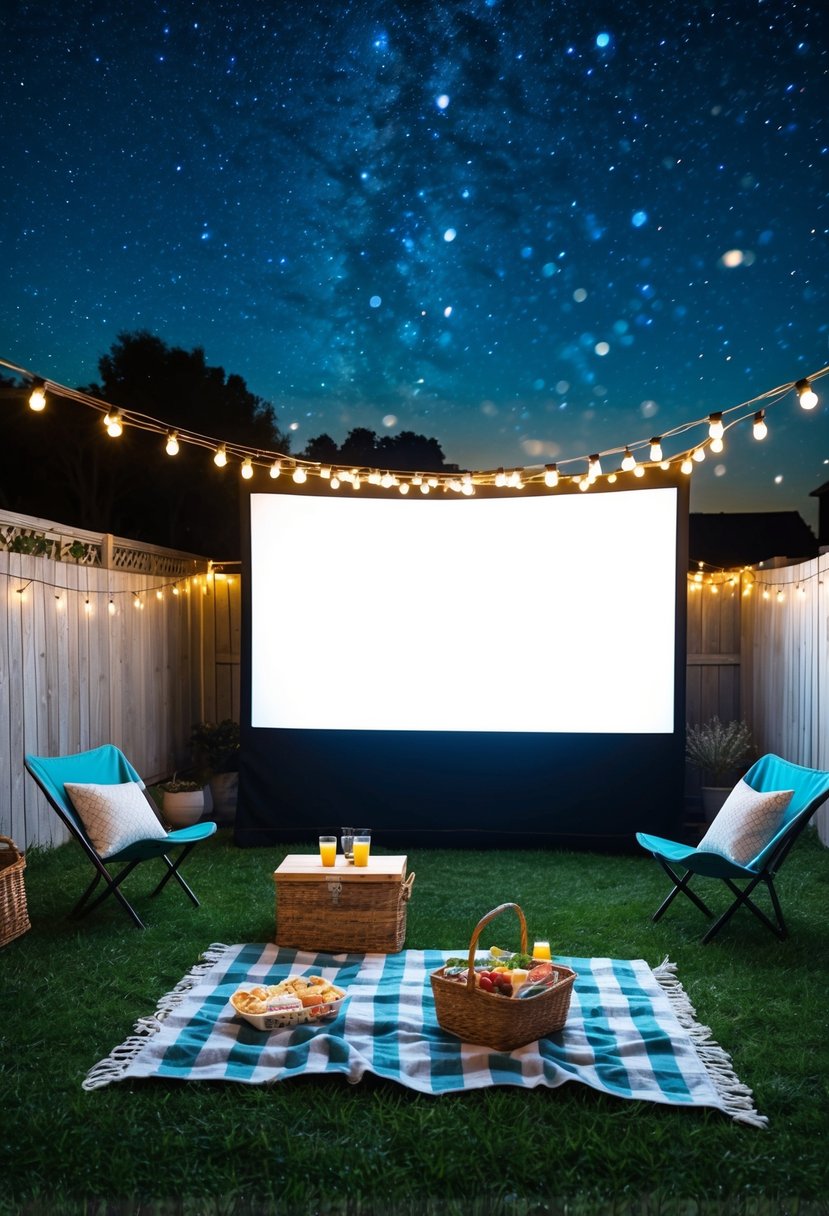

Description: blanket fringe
[653,956,768,1129]
[82,942,232,1092]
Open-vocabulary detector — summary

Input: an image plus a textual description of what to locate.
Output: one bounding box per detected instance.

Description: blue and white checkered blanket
[83,943,766,1126]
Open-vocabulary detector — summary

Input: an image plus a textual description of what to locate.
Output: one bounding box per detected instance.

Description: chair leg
[77,860,147,929]
[701,874,786,944]
[149,846,201,907]
[652,859,716,922]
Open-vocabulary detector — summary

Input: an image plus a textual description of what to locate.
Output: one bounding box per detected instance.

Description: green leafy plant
[685,716,754,784]
[190,718,240,782]
[7,531,53,556]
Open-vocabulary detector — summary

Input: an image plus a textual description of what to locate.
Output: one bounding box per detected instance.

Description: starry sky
[3,0,828,525]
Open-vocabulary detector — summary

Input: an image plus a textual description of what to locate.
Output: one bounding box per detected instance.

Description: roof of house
[688,511,818,568]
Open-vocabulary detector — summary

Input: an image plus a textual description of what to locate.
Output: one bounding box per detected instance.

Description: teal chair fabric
[25,744,217,928]
[636,753,829,943]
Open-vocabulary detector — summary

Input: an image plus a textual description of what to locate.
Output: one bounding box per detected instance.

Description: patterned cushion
[65,781,168,859]
[697,778,794,865]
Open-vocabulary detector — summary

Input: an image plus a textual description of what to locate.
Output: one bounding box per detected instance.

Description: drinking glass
[353,830,371,867]
[319,835,337,867]
[340,827,354,859]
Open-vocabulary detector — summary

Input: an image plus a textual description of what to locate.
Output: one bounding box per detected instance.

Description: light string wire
[8,568,237,605]
[2,356,827,491]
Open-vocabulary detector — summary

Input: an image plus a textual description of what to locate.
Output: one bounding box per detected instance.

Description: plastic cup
[353,832,371,867]
[319,836,337,867]
[340,827,354,857]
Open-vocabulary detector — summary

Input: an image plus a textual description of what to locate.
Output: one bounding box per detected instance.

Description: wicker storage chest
[0,837,31,948]
[274,854,414,953]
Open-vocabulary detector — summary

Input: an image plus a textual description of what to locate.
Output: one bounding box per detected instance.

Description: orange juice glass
[319,836,337,867]
[532,940,551,960]
[353,834,371,867]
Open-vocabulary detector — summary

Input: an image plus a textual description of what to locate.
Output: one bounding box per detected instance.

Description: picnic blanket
[83,943,767,1127]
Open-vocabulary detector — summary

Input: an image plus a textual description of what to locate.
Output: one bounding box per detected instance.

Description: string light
[104,411,123,437]
[28,380,46,412]
[165,431,179,455]
[796,378,818,410]
[752,411,767,440]
[3,356,826,497]
[241,457,254,480]
[292,466,307,484]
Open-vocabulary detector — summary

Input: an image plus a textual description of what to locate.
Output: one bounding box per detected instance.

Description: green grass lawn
[2,828,829,1216]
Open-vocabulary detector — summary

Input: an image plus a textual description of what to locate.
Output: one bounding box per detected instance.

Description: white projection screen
[236,475,688,849]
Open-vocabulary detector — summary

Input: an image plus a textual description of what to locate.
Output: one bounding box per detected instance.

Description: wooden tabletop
[274,853,408,882]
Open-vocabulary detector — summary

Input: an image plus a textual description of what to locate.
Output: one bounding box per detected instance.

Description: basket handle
[0,836,22,858]
[402,872,415,901]
[463,902,527,991]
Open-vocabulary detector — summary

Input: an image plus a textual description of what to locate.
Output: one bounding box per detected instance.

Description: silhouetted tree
[301,427,453,474]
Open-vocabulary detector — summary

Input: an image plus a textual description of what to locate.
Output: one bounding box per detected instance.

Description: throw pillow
[697,778,793,865]
[65,781,168,859]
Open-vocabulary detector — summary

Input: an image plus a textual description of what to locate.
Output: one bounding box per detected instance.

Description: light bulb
[368,471,381,485]
[708,412,724,440]
[330,475,340,489]
[381,472,394,488]
[420,482,430,494]
[214,445,227,467]
[621,448,636,472]
[579,478,590,492]
[710,436,724,454]
[241,458,253,480]
[692,446,706,462]
[634,464,645,477]
[412,474,423,486]
[269,459,282,479]
[607,472,617,483]
[796,378,818,410]
[494,467,506,487]
[753,411,767,440]
[399,481,409,495]
[649,438,663,462]
[29,381,46,411]
[544,463,559,488]
[293,466,307,483]
[165,431,179,456]
[108,599,115,615]
[105,411,123,437]
[588,454,602,480]
[681,457,693,474]
[320,466,331,479]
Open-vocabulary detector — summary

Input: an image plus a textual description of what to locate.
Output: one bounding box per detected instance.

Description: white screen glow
[250,487,677,733]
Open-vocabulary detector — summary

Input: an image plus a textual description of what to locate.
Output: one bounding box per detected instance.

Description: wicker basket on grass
[430,902,576,1051]
[0,836,31,948]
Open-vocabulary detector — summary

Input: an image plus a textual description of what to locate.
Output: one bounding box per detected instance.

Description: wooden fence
[0,509,240,848]
[2,507,827,848]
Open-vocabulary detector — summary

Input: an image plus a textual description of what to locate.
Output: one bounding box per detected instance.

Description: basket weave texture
[430,902,576,1051]
[0,836,31,948]
[276,871,415,953]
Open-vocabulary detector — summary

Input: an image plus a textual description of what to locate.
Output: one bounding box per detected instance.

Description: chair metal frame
[25,745,217,929]
[637,753,829,944]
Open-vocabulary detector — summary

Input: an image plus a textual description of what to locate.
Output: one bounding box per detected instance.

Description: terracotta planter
[162,788,205,829]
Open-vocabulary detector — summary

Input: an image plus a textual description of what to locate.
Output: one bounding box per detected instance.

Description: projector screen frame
[235,470,689,850]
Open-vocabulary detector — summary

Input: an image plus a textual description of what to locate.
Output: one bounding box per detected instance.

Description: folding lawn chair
[636,753,829,943]
[24,744,217,929]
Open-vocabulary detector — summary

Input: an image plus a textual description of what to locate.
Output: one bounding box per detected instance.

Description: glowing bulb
[692,447,706,462]
[544,463,559,488]
[753,411,767,440]
[29,382,46,411]
[165,431,179,456]
[420,482,430,494]
[588,454,602,481]
[634,464,645,478]
[412,474,423,486]
[214,445,227,467]
[320,466,331,479]
[133,594,142,609]
[494,467,506,487]
[156,589,163,600]
[241,458,254,480]
[796,378,818,410]
[649,438,663,462]
[621,448,636,472]
[105,411,123,437]
[681,457,693,474]
[108,599,116,615]
[269,459,282,479]
[330,475,340,489]
[381,472,394,488]
[399,481,409,495]
[607,472,617,483]
[428,477,439,488]
[777,590,784,603]
[579,478,590,491]
[172,586,180,596]
[293,466,307,484]
[708,412,724,440]
[368,471,381,485]
[710,436,724,454]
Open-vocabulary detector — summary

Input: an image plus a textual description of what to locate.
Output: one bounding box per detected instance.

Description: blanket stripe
[82,944,767,1127]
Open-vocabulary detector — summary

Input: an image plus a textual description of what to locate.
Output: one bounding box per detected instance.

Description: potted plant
[159,777,205,829]
[685,717,754,821]
[190,719,240,825]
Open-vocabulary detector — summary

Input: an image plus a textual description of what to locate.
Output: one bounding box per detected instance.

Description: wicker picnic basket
[430,902,576,1051]
[0,836,31,948]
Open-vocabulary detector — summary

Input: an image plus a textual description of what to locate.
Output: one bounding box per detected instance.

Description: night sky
[3,0,828,524]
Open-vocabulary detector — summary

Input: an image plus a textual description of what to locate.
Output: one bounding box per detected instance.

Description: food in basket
[231,974,345,1019]
[439,949,564,1000]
